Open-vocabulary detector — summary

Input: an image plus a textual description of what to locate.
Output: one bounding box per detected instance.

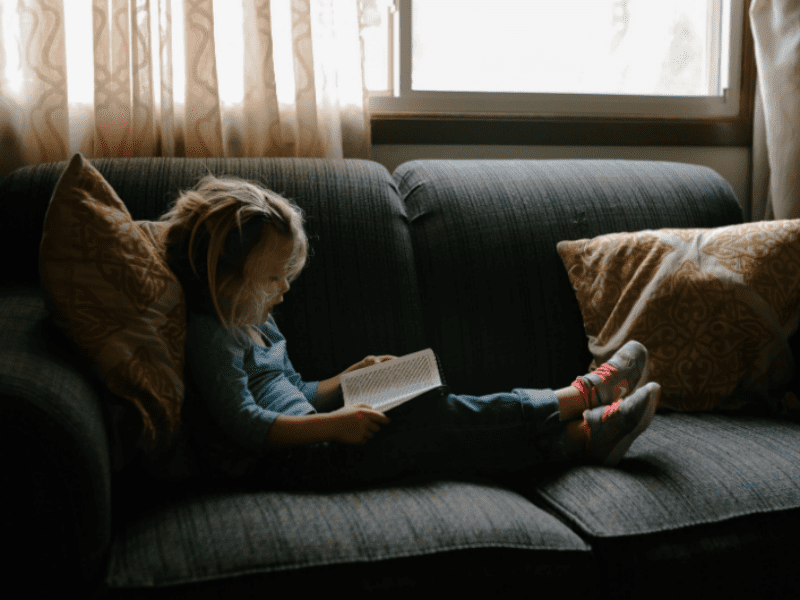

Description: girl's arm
[273,355,398,445]
[268,406,391,446]
[314,375,344,412]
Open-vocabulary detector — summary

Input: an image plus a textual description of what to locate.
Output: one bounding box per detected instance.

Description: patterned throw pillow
[39,153,186,450]
[557,220,800,413]
[136,219,169,249]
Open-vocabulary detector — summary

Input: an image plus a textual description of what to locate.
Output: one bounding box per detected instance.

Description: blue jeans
[250,389,571,491]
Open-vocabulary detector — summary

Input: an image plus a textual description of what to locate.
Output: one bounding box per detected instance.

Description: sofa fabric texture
[107,479,590,589]
[3,156,799,600]
[537,411,800,536]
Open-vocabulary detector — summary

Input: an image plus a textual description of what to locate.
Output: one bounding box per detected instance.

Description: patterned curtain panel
[0,0,371,179]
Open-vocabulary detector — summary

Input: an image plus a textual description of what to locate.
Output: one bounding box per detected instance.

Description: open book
[341,348,448,412]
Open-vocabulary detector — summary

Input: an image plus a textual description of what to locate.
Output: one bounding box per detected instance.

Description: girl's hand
[326,404,391,444]
[315,356,396,413]
[344,355,397,374]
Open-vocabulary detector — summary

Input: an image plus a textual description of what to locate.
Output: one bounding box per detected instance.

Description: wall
[372,145,751,216]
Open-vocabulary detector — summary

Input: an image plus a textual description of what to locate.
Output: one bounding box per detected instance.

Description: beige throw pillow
[557,220,800,412]
[39,153,186,450]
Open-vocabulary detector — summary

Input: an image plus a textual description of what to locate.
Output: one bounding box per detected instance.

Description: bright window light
[212,0,243,106]
[63,0,188,107]
[361,0,734,98]
[64,0,92,104]
[171,0,186,106]
[361,0,394,91]
[409,0,727,96]
[1,2,23,96]
[269,0,297,107]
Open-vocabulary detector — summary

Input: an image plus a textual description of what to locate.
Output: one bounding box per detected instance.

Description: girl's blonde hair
[160,175,307,343]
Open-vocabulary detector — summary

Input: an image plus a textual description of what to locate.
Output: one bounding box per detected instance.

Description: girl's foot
[581,381,660,466]
[561,340,650,421]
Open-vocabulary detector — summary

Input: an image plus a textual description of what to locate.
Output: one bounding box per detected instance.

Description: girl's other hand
[326,404,391,444]
[344,355,396,373]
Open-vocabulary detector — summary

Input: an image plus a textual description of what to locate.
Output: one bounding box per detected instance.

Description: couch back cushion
[394,159,744,395]
[2,157,426,382]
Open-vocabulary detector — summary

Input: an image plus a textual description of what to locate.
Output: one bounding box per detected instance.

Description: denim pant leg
[261,389,571,491]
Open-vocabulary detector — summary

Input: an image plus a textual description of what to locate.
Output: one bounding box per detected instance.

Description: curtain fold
[0,0,69,177]
[0,0,371,180]
[749,0,800,221]
[749,78,774,222]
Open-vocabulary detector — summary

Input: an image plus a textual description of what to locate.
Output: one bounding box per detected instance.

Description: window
[362,0,755,146]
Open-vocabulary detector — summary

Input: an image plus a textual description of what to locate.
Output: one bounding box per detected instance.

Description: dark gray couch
[2,157,799,599]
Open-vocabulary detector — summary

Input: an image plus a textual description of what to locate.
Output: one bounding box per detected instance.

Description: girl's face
[248,232,294,316]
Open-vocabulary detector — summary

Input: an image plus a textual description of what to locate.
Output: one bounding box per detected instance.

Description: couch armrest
[0,285,113,595]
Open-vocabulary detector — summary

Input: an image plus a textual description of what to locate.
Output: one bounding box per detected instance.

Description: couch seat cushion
[535,412,800,537]
[106,479,590,591]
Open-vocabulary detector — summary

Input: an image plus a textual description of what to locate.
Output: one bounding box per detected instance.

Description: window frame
[369,0,757,146]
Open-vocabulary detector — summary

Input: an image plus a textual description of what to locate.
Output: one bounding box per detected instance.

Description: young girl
[161,175,661,490]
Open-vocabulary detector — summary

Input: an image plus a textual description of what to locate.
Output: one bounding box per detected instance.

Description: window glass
[410,0,727,96]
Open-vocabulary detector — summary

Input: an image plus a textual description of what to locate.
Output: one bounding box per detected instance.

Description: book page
[341,349,443,411]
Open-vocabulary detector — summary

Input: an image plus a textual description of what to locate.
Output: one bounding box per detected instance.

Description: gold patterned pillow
[39,153,186,450]
[557,220,800,412]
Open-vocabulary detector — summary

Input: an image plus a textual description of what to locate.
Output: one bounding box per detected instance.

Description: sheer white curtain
[748,0,800,221]
[0,0,371,180]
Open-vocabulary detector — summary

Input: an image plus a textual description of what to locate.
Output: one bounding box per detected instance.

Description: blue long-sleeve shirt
[183,311,319,477]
